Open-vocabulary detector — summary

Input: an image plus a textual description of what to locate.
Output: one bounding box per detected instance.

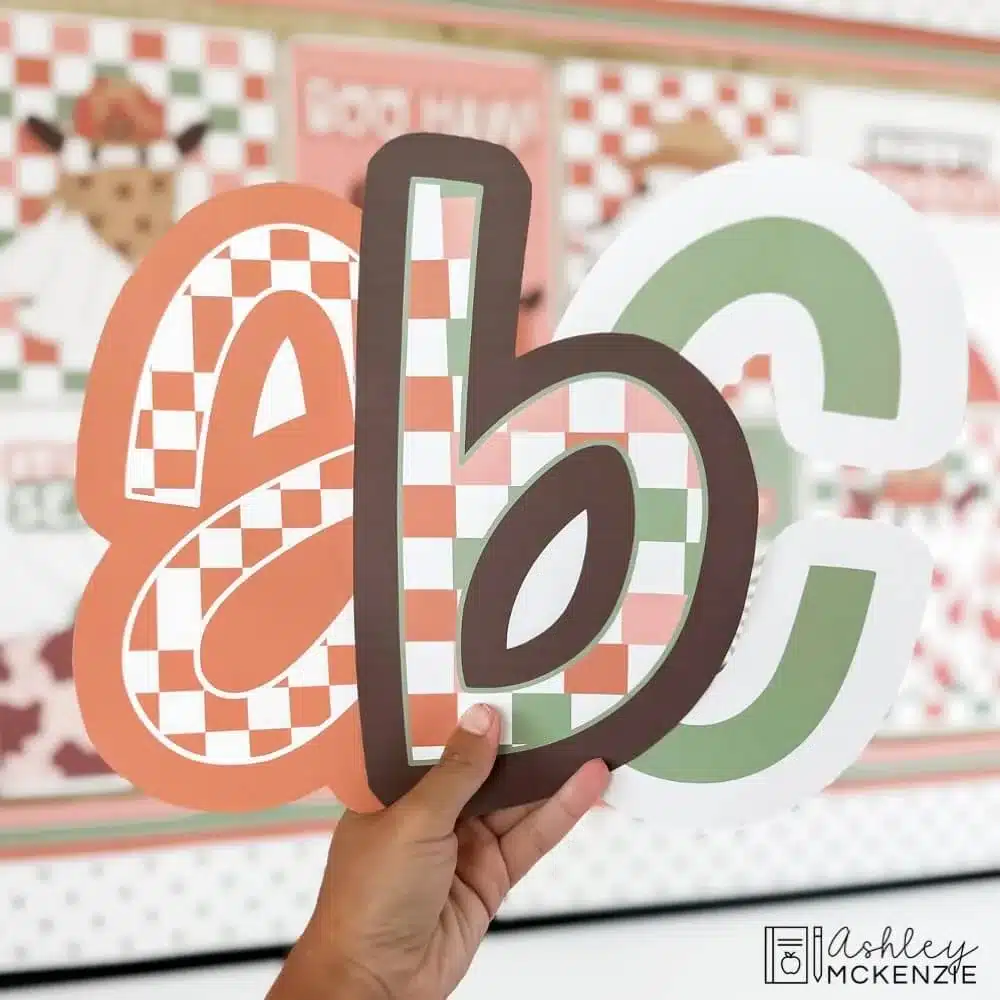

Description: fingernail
[459,704,494,736]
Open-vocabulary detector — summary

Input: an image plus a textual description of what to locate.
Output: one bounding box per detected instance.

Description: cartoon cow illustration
[0,77,208,374]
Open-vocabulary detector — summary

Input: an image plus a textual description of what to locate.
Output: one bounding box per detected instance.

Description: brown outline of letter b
[353,133,758,814]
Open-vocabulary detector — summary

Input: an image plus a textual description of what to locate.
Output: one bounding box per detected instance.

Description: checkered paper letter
[73,184,378,813]
[352,135,759,813]
[72,136,758,817]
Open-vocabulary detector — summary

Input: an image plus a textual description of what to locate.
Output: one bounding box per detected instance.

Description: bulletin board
[2,0,1000,979]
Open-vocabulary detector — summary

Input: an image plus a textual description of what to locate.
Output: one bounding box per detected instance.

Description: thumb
[394,704,500,839]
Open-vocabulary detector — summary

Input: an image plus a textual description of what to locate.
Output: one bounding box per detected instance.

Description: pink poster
[289,36,553,350]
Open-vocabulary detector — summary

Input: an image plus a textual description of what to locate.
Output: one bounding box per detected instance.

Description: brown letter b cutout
[353,133,759,814]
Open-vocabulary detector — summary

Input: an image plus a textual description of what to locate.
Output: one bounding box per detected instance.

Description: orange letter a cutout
[74,184,380,813]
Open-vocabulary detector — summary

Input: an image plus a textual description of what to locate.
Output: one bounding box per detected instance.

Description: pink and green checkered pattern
[398,179,706,761]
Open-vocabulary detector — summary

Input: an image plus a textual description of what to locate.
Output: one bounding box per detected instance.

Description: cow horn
[25,116,65,153]
[175,121,210,156]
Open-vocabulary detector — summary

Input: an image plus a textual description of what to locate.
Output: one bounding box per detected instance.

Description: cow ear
[175,121,209,156]
[25,116,65,153]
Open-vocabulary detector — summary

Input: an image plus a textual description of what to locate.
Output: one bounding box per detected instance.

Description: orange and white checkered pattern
[123,450,357,763]
[126,226,357,507]
[560,60,801,293]
[121,223,359,765]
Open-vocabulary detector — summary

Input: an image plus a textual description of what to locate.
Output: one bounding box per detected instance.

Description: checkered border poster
[558,59,801,297]
[0,9,276,404]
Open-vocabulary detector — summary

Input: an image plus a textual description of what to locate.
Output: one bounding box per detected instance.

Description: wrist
[271,934,392,1000]
[327,956,393,1000]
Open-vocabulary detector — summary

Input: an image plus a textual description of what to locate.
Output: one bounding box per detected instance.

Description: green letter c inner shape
[614,218,901,419]
[613,218,898,782]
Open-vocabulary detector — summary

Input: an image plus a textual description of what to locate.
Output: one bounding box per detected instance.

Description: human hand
[268,704,610,999]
